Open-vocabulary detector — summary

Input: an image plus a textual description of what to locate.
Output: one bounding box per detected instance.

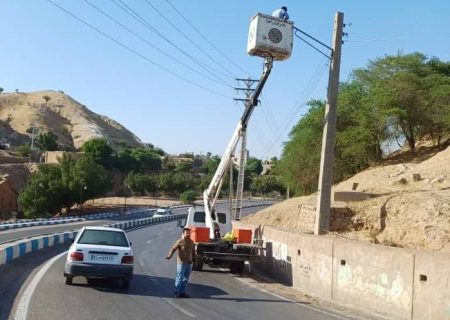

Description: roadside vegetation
[16,52,449,217]
[276,52,450,196]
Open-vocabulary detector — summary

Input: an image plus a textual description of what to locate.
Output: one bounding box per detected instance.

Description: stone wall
[295,204,363,232]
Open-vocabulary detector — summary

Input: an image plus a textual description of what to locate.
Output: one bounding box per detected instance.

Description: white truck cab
[185,205,231,239]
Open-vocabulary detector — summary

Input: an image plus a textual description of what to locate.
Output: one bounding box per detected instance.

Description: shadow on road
[71,274,295,304]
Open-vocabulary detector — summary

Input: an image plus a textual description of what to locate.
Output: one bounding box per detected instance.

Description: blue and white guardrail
[0,213,187,266]
[0,209,152,231]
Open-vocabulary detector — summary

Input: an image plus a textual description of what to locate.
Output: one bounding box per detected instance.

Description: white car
[64,226,134,288]
[153,207,172,217]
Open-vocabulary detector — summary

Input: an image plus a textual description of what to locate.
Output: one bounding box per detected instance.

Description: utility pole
[30,123,36,151]
[232,77,257,220]
[314,12,344,235]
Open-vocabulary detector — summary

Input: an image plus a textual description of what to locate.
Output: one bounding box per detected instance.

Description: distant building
[44,151,82,164]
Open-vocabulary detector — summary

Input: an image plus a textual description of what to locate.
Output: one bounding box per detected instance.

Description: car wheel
[65,276,73,285]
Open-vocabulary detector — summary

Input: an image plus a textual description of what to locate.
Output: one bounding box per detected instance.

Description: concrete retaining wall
[234,222,450,320]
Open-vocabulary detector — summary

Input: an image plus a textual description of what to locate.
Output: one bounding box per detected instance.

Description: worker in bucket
[166,227,196,298]
[272,6,289,21]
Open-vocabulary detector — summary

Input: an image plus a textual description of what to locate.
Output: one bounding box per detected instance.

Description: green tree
[175,162,192,173]
[245,157,263,176]
[82,138,113,167]
[115,149,138,173]
[131,148,162,172]
[0,87,4,94]
[276,100,324,195]
[18,165,66,218]
[180,190,198,204]
[250,175,285,196]
[18,154,112,218]
[202,155,220,174]
[17,144,31,157]
[36,132,58,151]
[353,52,449,149]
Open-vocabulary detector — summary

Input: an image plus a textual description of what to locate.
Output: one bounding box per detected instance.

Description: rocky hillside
[0,90,143,149]
[244,142,450,253]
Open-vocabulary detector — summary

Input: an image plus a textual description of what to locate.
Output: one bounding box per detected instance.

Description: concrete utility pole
[314,12,344,235]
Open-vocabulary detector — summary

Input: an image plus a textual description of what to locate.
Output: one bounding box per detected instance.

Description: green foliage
[202,155,220,174]
[18,154,111,217]
[115,149,138,173]
[250,175,285,196]
[36,132,58,151]
[276,100,324,195]
[0,87,4,94]
[17,144,31,157]
[277,52,450,196]
[175,162,192,173]
[353,52,450,149]
[130,148,162,172]
[180,190,198,204]
[125,172,158,196]
[245,157,263,176]
[82,138,113,167]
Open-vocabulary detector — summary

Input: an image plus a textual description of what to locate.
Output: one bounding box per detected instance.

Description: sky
[1,1,449,160]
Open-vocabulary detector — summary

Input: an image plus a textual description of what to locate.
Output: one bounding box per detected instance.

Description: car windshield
[77,230,129,247]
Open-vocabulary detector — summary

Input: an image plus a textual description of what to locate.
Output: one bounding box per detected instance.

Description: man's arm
[166,239,180,259]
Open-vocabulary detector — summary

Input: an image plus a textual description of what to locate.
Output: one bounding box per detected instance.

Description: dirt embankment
[244,143,450,253]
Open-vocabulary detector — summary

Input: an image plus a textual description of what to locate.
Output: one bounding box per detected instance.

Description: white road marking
[164,298,196,318]
[146,239,152,244]
[139,256,145,267]
[167,228,174,232]
[14,251,68,320]
[233,276,353,320]
[157,233,163,236]
[148,277,196,318]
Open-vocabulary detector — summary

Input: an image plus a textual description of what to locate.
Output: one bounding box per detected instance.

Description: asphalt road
[0,209,158,244]
[1,218,356,320]
[0,201,272,245]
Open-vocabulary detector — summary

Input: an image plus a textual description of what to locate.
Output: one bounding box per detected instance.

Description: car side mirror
[129,242,132,246]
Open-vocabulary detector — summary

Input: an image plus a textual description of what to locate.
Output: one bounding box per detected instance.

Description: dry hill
[244,143,450,253]
[0,90,143,149]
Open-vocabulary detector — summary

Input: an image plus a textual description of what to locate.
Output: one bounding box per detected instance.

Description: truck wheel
[230,261,245,274]
[193,256,203,271]
[65,276,73,285]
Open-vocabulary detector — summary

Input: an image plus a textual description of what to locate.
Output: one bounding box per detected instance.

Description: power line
[83,0,229,88]
[111,0,232,88]
[45,0,232,99]
[260,59,329,158]
[143,0,236,79]
[165,0,251,77]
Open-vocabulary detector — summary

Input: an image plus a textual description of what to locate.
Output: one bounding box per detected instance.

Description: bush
[17,144,31,157]
[180,190,198,204]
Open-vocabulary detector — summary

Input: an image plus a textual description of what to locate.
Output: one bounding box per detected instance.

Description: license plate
[90,254,114,262]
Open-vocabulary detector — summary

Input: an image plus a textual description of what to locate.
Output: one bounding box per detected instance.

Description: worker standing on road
[272,6,289,21]
[166,227,196,298]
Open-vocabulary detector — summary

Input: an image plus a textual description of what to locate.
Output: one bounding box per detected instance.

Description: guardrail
[0,208,153,231]
[0,202,271,266]
[0,213,187,266]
